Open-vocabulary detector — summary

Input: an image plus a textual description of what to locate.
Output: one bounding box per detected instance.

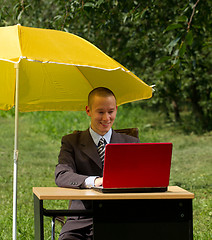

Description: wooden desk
[33,186,194,240]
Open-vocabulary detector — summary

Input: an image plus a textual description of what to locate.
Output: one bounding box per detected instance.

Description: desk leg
[34,194,44,240]
[93,199,193,240]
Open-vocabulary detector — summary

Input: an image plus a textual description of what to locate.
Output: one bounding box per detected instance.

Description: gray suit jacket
[55,128,139,232]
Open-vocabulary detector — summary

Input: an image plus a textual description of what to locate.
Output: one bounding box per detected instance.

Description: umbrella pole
[13,63,19,240]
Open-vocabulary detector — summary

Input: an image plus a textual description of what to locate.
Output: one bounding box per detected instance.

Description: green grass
[0,106,211,239]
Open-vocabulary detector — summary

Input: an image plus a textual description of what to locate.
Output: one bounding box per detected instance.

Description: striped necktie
[97,137,106,165]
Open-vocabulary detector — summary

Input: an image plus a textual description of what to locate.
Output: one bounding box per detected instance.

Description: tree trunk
[189,79,206,128]
[172,100,181,122]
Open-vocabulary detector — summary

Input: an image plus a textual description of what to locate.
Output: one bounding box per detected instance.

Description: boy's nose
[102,113,109,121]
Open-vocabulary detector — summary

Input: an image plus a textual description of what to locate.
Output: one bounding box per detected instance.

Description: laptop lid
[102,143,172,189]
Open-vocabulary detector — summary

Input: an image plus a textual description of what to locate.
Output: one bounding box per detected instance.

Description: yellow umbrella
[0,24,152,111]
[0,24,153,239]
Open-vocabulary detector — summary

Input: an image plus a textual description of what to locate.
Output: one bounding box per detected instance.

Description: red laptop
[94,143,172,193]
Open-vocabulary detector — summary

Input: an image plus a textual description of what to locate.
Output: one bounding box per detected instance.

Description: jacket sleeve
[55,135,88,189]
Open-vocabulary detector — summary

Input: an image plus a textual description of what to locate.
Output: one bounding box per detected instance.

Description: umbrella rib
[75,66,94,89]
[17,24,23,58]
[0,58,21,64]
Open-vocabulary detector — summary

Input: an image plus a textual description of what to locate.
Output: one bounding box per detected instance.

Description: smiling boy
[55,87,139,240]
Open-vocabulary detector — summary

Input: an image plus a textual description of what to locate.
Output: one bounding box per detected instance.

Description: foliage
[159,0,212,131]
[0,0,211,133]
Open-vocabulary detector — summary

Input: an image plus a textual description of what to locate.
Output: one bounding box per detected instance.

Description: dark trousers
[59,224,93,240]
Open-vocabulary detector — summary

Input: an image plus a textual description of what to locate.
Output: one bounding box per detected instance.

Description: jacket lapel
[110,129,121,143]
[79,129,102,169]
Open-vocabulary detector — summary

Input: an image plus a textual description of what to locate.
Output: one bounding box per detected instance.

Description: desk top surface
[33,186,194,200]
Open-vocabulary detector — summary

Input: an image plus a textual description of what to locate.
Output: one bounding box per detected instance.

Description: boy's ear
[85,105,91,116]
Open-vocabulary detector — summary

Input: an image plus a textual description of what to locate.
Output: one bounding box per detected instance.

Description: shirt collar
[89,127,112,146]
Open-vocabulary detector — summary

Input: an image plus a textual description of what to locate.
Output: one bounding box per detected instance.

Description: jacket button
[70,182,77,185]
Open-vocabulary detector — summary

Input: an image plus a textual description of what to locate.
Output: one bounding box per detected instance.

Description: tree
[160,0,212,130]
[0,0,211,132]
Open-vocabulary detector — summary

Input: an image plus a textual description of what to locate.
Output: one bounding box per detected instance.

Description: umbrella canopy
[0,24,152,112]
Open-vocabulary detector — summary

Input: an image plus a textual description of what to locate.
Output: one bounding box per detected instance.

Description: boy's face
[86,95,117,136]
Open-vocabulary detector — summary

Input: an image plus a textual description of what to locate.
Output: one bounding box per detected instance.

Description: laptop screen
[102,143,172,189]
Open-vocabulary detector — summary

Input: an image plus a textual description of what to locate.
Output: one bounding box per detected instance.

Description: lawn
[0,105,211,239]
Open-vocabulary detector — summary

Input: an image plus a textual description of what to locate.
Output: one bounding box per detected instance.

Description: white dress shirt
[84,128,112,188]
